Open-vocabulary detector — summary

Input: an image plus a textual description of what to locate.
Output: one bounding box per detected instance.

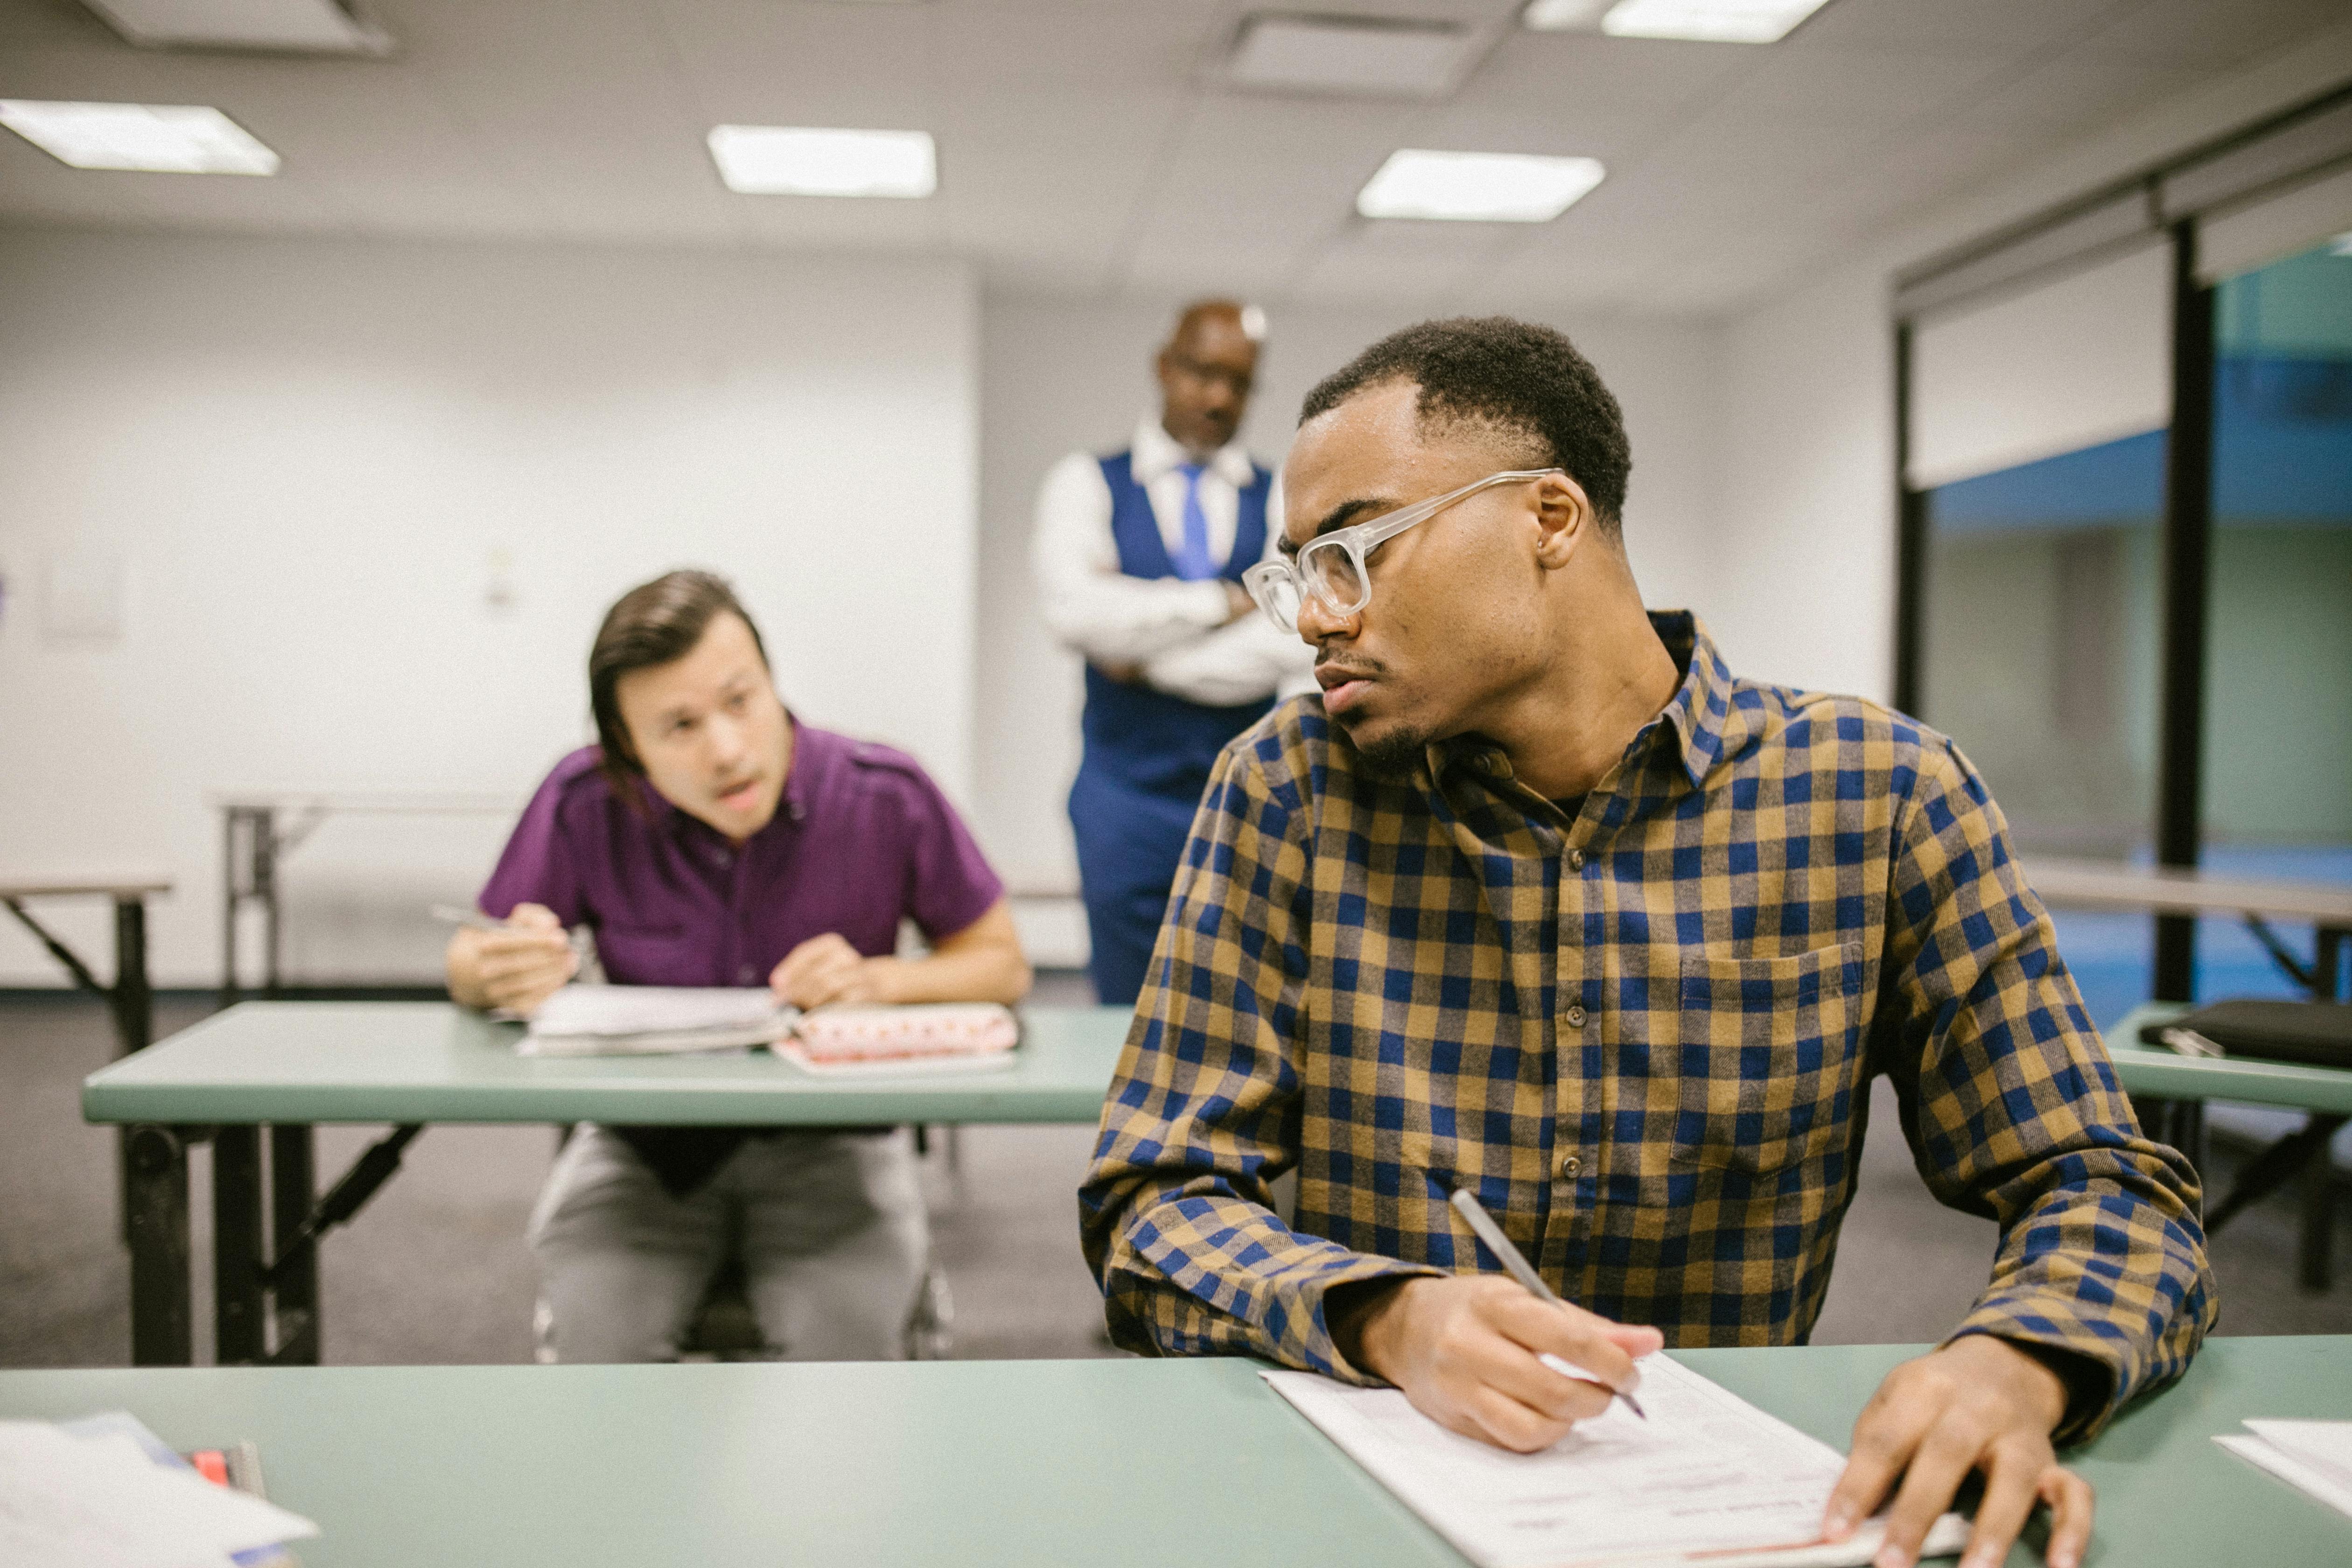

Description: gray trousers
[527,1124,928,1364]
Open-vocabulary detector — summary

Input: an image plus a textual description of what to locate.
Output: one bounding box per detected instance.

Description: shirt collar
[1645,610,1745,791]
[777,713,818,824]
[1424,610,1743,800]
[1132,413,1254,489]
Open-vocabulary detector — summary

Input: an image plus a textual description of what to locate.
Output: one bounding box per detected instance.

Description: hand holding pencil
[1330,1188,1662,1455]
[438,902,576,1016]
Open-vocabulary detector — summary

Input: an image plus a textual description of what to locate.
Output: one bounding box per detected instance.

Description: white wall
[0,229,978,987]
[970,297,1724,899]
[1707,14,2352,711]
[1710,255,1899,703]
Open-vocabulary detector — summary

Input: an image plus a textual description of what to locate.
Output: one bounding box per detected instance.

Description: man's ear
[1531,473,1593,570]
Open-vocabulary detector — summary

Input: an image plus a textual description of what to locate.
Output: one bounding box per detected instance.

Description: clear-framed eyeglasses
[1241,468,1565,633]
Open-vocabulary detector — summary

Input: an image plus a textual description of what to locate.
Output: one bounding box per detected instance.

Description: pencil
[1449,1186,1648,1420]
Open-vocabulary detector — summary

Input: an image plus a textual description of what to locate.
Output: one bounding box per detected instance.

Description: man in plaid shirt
[1081,318,2214,1568]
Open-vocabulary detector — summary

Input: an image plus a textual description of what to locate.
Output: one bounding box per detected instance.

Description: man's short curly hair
[1298,317,1631,534]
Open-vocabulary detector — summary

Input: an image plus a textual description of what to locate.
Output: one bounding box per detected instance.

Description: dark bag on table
[2139,999,2352,1069]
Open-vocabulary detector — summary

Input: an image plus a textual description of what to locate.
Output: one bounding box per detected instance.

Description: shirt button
[1559,1152,1582,1179]
[1566,1004,1588,1029]
[1568,848,1587,871]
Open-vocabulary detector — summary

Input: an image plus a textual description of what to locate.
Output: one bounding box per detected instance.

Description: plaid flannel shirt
[1081,611,2214,1441]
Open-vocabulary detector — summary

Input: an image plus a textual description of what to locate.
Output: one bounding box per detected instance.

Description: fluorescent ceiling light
[80,0,391,55]
[0,100,280,174]
[1520,1,1614,29]
[1229,14,1478,98]
[1597,0,1833,43]
[1357,149,1605,222]
[707,125,936,198]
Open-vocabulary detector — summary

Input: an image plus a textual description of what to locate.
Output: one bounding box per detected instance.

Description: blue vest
[1078,451,1275,801]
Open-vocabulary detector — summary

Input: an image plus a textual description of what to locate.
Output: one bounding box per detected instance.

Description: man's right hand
[453,902,576,1016]
[1338,1274,1665,1453]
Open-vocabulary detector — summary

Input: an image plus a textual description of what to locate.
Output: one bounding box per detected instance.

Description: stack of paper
[1265,1355,1969,1568]
[0,1415,318,1568]
[521,985,795,1057]
[2216,1419,2352,1518]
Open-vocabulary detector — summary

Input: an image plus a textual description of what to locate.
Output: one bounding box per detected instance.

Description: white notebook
[518,988,1022,1067]
[1264,1354,1968,1568]
[521,985,794,1057]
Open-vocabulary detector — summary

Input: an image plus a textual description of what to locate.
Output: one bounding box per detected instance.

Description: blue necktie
[1171,462,1216,581]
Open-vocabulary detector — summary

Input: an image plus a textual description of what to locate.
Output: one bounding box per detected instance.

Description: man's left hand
[1823,1335,2092,1568]
[771,933,900,1009]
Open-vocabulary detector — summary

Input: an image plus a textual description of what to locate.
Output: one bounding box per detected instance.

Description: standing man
[1082,319,2213,1568]
[448,569,1029,1363]
[1034,299,1312,1005]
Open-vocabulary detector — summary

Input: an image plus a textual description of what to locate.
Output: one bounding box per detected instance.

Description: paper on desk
[2216,1419,2352,1519]
[1264,1354,1969,1568]
[522,984,794,1055]
[0,1420,318,1568]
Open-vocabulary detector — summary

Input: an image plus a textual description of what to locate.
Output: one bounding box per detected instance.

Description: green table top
[2107,1003,2352,1115]
[0,1339,2345,1567]
[82,1001,1134,1127]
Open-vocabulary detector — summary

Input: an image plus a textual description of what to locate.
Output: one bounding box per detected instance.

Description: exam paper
[1264,1355,1969,1568]
[522,984,794,1055]
[2216,1419,2352,1519]
[0,1420,318,1568]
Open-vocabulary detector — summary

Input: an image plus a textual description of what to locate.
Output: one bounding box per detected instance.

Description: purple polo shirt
[478,720,1004,1193]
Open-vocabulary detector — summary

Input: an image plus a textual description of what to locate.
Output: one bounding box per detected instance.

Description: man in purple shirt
[446,569,1029,1363]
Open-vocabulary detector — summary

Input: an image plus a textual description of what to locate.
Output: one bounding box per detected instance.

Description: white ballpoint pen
[1449,1186,1648,1420]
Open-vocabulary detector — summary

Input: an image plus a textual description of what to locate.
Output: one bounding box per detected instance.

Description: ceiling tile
[0,0,2345,315]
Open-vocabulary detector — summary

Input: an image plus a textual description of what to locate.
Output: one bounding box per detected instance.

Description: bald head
[1157,298,1263,456]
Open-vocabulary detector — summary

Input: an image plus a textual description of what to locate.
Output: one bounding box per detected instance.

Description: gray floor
[3,984,2346,1370]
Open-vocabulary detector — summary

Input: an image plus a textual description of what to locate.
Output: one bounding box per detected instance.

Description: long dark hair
[588,569,770,801]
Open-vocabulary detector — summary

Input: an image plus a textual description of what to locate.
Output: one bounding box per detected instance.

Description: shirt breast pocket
[1671,942,1864,1176]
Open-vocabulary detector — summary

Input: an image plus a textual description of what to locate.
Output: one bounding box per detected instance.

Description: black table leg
[259,806,283,995]
[2298,1113,2347,1294]
[222,807,243,1005]
[2172,1099,2206,1173]
[271,1124,320,1363]
[110,896,153,1244]
[109,896,151,1055]
[126,1124,192,1366]
[214,1125,267,1364]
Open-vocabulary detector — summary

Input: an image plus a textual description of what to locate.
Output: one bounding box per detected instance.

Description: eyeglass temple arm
[1333,468,1565,556]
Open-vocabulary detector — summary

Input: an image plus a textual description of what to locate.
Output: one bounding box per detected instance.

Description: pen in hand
[1449,1187,1648,1420]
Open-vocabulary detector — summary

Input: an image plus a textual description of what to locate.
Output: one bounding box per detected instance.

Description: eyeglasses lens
[1306,542,1365,611]
[1255,573,1302,630]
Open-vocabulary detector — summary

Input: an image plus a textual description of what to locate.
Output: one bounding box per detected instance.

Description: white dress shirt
[1032,416,1313,708]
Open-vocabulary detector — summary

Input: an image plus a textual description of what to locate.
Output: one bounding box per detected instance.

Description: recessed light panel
[1598,0,1832,43]
[1357,149,1605,223]
[80,0,392,55]
[1519,0,1614,29]
[0,100,280,174]
[707,126,937,198]
[1229,14,1478,98]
